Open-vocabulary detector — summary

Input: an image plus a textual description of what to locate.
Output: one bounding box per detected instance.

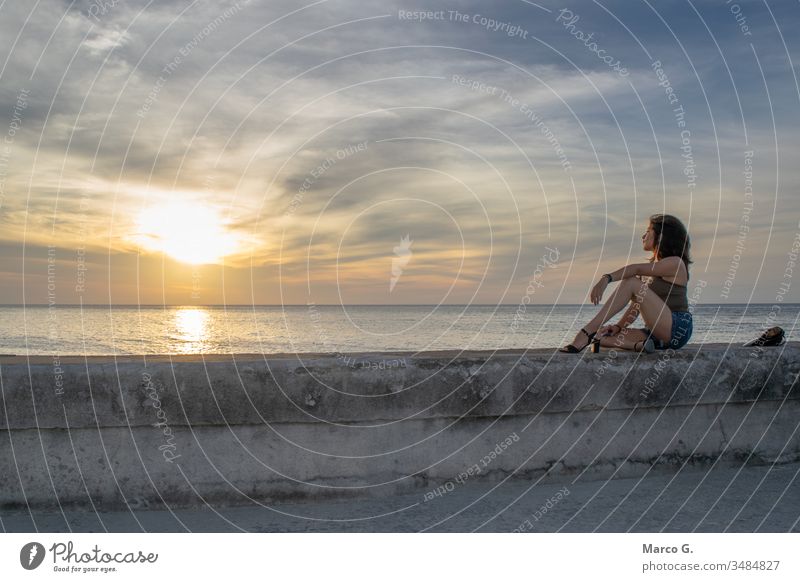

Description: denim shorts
[641,310,693,350]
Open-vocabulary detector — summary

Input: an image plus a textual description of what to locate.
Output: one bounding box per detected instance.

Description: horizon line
[2,303,797,308]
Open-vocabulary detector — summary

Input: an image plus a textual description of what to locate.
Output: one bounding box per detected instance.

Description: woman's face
[642,223,657,252]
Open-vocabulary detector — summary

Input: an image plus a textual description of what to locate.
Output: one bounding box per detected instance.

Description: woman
[559,214,694,353]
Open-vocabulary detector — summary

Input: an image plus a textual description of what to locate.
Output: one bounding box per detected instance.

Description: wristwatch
[603,273,613,284]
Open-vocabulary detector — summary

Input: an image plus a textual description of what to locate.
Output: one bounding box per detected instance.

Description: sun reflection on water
[172,308,209,353]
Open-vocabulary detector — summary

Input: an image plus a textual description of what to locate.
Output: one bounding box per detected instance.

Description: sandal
[559,328,597,353]
[635,338,655,353]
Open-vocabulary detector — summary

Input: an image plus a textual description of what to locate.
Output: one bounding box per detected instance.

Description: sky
[0,0,798,305]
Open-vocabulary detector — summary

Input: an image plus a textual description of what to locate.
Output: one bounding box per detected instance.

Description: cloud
[0,0,798,303]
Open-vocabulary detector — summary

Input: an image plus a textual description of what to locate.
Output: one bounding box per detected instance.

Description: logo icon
[20,542,46,570]
[390,234,413,292]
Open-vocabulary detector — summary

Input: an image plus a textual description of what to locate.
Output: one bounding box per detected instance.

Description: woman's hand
[598,324,621,337]
[590,278,608,305]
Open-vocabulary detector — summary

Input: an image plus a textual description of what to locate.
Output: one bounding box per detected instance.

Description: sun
[133,202,240,264]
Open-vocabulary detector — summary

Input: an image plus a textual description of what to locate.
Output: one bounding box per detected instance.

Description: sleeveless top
[647,276,689,312]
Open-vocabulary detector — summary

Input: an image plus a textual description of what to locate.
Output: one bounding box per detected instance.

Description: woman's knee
[620,277,644,300]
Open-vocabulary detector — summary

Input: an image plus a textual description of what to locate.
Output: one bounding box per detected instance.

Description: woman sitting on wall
[559,214,694,353]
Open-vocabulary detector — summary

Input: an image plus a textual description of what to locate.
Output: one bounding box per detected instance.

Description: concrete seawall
[2,344,799,511]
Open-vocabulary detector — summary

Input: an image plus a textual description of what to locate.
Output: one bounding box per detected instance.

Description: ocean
[0,304,795,356]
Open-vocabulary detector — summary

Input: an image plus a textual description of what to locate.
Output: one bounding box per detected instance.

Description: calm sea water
[0,304,796,356]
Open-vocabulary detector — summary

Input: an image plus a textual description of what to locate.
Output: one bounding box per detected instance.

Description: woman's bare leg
[564,277,649,349]
[566,277,675,350]
[598,327,650,350]
[632,282,674,343]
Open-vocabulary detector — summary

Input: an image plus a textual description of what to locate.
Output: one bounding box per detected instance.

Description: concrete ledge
[1,343,799,510]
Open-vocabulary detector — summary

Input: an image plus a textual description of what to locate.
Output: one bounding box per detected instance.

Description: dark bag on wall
[743,326,785,347]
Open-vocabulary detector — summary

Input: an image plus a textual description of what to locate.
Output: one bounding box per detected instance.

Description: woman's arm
[604,256,682,282]
[590,257,681,305]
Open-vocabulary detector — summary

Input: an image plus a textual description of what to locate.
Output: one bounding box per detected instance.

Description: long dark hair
[649,213,692,269]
